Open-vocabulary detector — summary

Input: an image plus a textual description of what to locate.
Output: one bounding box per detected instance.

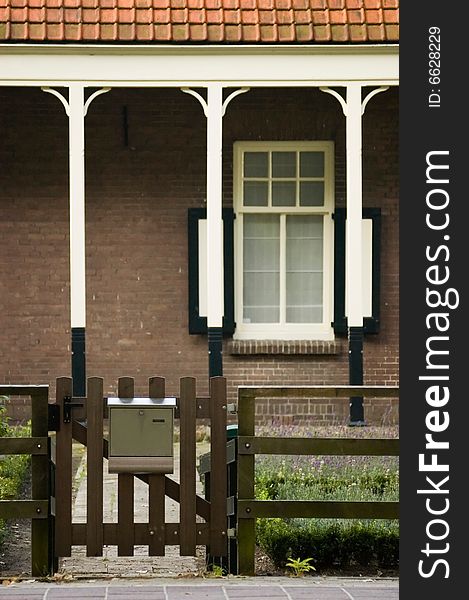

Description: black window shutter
[187,208,235,336]
[333,207,381,335]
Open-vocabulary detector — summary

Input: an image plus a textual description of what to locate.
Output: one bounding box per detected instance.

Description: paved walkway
[0,578,399,599]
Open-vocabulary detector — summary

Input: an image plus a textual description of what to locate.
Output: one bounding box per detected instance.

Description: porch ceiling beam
[0,51,398,87]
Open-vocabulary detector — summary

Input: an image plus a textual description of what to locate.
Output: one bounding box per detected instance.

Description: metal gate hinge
[63,396,85,424]
[227,403,237,414]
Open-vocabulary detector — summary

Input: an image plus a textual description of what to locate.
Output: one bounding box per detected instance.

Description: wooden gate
[52,376,228,561]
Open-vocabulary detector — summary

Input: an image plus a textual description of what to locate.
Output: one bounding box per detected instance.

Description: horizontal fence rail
[236,385,399,575]
[0,385,53,576]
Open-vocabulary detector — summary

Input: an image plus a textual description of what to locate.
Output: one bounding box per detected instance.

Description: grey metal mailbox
[107,396,177,474]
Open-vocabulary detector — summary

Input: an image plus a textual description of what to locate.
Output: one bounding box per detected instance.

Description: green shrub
[0,405,31,544]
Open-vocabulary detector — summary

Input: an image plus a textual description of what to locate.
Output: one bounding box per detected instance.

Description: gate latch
[63,396,84,424]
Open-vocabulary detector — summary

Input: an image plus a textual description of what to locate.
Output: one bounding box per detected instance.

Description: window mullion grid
[280,213,286,325]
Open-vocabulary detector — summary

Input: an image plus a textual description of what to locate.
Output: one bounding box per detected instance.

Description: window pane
[300,152,324,177]
[244,214,280,238]
[286,238,323,271]
[243,273,280,323]
[243,214,280,323]
[287,306,323,323]
[286,216,323,323]
[300,181,325,206]
[244,181,268,206]
[244,152,268,177]
[272,181,296,206]
[286,214,323,238]
[272,152,296,177]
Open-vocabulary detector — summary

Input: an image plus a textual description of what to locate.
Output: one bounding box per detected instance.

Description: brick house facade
[0,2,399,424]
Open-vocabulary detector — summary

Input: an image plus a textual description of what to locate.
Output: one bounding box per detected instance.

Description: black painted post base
[348,326,365,426]
[71,327,86,397]
[208,327,223,378]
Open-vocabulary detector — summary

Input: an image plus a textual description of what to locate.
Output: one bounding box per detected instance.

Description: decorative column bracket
[42,87,111,116]
[181,87,250,117]
[320,85,389,116]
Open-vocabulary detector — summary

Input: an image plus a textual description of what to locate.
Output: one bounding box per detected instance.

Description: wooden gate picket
[179,377,197,556]
[117,377,135,556]
[148,376,166,556]
[55,377,73,557]
[209,377,228,556]
[86,377,104,556]
[53,375,228,562]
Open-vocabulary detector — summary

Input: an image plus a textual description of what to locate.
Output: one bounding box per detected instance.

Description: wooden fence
[236,385,399,575]
[0,385,54,576]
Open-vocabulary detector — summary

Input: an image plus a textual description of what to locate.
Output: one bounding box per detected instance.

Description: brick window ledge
[226,340,343,356]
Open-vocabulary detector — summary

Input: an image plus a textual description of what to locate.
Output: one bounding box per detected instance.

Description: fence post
[31,388,52,576]
[237,388,255,576]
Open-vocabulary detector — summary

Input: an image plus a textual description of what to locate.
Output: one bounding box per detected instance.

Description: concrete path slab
[0,578,399,600]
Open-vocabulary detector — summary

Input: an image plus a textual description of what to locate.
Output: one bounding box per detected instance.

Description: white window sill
[226,339,343,356]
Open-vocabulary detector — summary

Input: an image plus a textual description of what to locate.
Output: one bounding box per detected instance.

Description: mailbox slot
[107,396,176,474]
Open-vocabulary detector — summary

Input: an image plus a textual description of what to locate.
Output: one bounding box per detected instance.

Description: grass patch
[0,403,31,544]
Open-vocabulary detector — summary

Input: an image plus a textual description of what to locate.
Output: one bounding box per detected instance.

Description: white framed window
[234,141,335,341]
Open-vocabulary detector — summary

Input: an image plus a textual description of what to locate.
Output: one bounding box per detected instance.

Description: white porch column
[68,86,87,334]
[42,85,109,395]
[206,85,224,332]
[182,85,248,377]
[321,83,388,424]
[345,83,364,328]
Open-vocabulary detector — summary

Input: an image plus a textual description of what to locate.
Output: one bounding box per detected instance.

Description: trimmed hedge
[257,518,399,570]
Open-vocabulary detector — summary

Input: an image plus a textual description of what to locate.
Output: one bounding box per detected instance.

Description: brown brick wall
[0,86,398,424]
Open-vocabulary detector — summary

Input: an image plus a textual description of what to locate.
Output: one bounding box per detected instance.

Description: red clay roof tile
[295,22,312,40]
[224,22,241,39]
[136,21,153,35]
[135,7,152,20]
[293,9,311,24]
[330,9,347,24]
[0,0,399,42]
[313,23,330,40]
[82,21,99,35]
[225,9,240,23]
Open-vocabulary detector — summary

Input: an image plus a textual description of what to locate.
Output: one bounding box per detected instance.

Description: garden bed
[254,424,399,574]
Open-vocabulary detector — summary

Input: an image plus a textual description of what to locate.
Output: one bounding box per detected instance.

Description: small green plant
[205,564,225,578]
[286,556,316,576]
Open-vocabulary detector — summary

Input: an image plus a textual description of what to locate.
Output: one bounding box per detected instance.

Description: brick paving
[0,579,399,599]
